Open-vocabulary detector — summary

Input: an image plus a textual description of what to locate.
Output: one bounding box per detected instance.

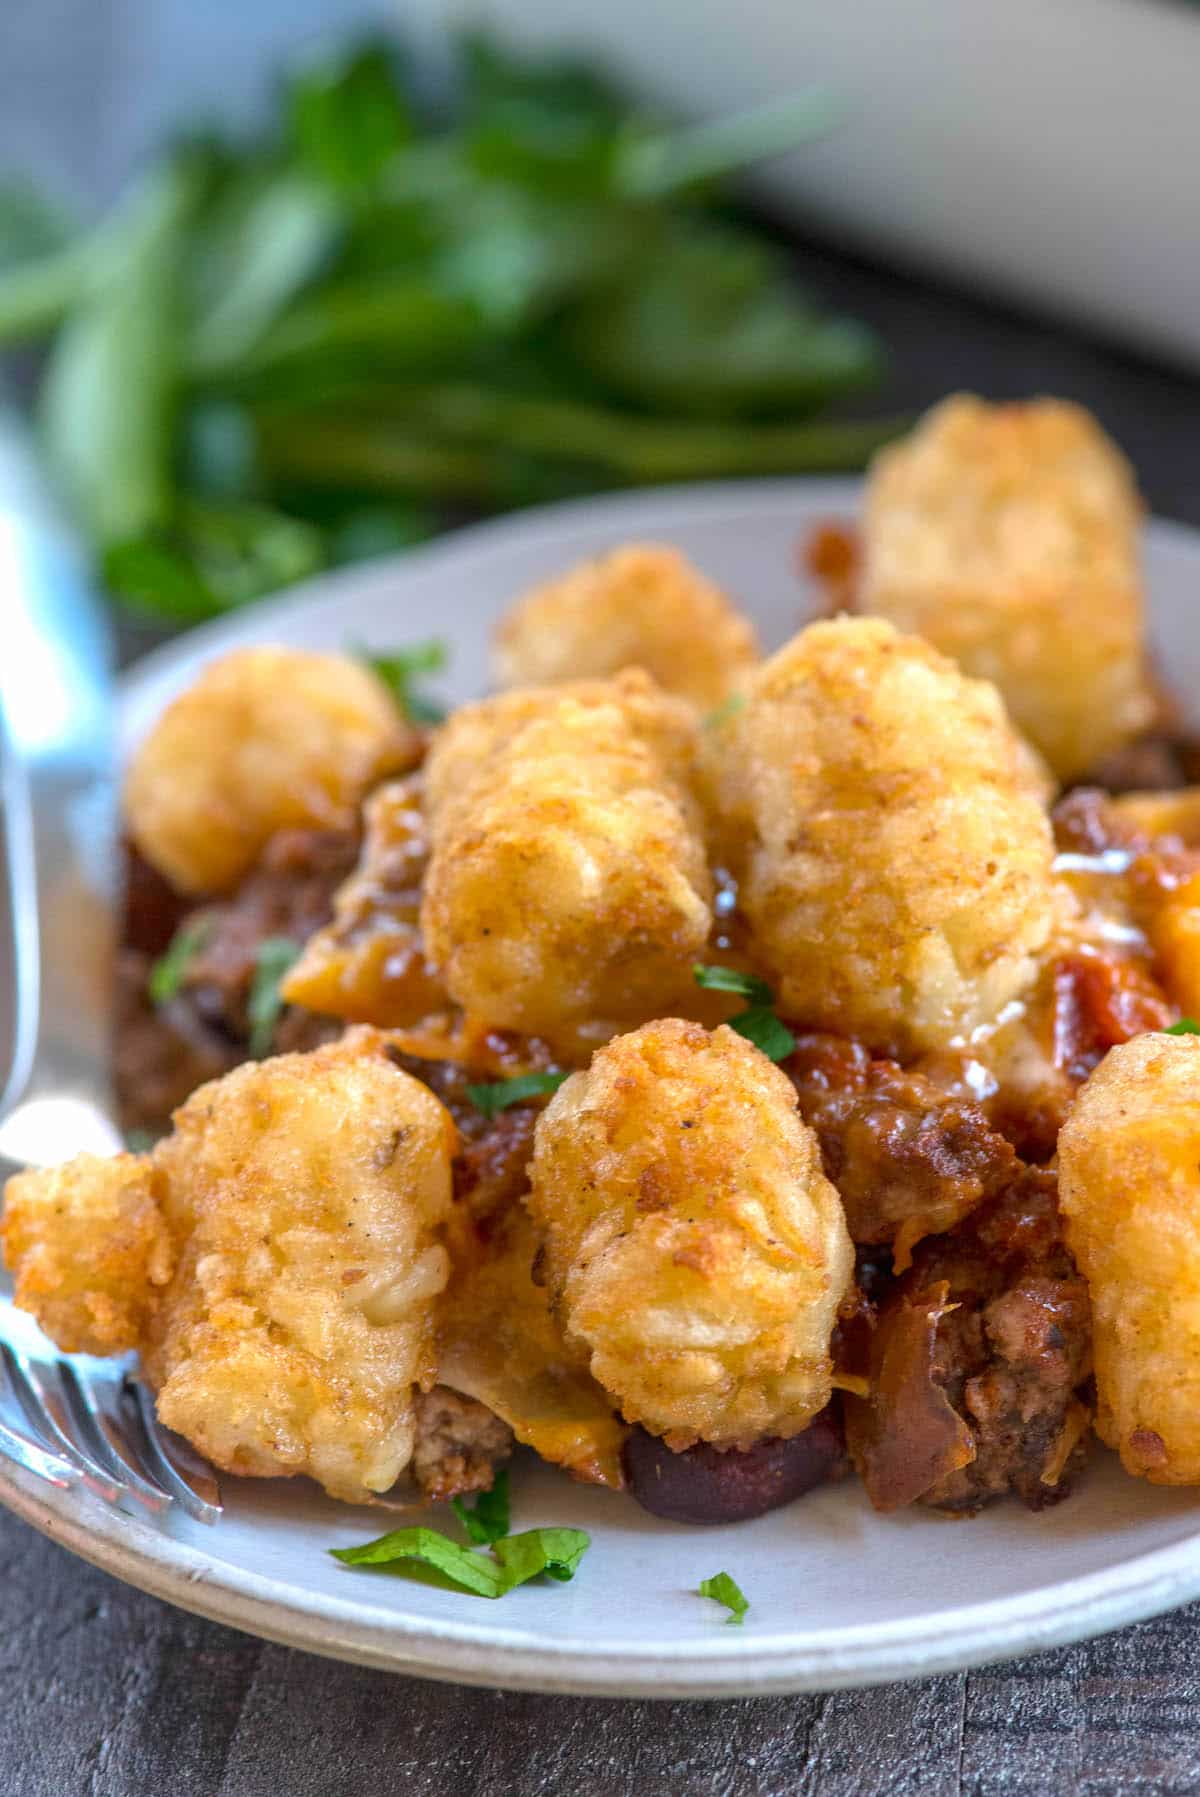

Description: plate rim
[6,1446,1200,1697]
[18,473,1200,1696]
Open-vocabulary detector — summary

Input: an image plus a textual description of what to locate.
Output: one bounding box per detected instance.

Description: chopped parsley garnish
[729,1005,796,1061]
[692,964,795,1063]
[692,963,773,1005]
[492,1528,589,1586]
[147,917,213,1005]
[1165,1018,1200,1035]
[246,935,302,1059]
[451,1469,511,1545]
[466,1070,569,1119]
[703,693,746,731]
[698,1571,749,1625]
[359,639,449,725]
[333,1525,504,1595]
[124,1128,157,1154]
[331,1523,590,1598]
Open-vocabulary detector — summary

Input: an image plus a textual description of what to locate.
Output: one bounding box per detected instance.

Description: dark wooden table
[6,5,1200,1792]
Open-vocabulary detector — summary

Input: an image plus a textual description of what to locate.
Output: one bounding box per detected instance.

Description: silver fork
[0,405,220,1524]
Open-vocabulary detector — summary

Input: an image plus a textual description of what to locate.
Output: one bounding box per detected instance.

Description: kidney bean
[624,1407,844,1524]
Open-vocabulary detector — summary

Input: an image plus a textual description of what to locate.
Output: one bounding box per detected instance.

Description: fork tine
[127,1383,221,1524]
[57,1361,170,1515]
[0,1400,82,1490]
[0,1344,125,1505]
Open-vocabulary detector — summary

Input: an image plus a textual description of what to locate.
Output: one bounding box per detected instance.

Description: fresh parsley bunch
[0,33,897,622]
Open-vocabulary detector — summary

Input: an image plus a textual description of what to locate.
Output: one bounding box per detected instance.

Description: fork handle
[0,407,121,1174]
[0,697,38,1135]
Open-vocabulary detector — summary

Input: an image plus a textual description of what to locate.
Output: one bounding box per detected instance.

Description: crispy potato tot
[424,667,700,818]
[3,1031,456,1505]
[527,1019,853,1448]
[861,395,1155,780]
[147,1031,454,1502]
[422,675,712,1044]
[125,647,416,895]
[708,617,1061,1055]
[491,543,759,709]
[1059,1032,1200,1485]
[282,776,445,1027]
[2,1154,172,1356]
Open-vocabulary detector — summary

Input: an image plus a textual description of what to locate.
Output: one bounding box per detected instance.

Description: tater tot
[424,667,700,819]
[2,1154,173,1356]
[125,647,417,895]
[147,1031,454,1502]
[491,543,760,709]
[526,1019,854,1448]
[1058,1032,1200,1485]
[3,1030,456,1505]
[860,395,1155,780]
[709,617,1061,1056]
[421,675,712,1043]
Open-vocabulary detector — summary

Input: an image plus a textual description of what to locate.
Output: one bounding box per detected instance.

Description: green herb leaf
[254,394,904,499]
[231,276,487,380]
[702,693,746,731]
[451,1468,511,1545]
[148,917,213,1005]
[186,170,340,376]
[698,1570,749,1624]
[247,935,302,1059]
[330,1521,591,1597]
[286,42,414,196]
[491,1527,591,1587]
[103,537,223,624]
[459,31,628,143]
[105,498,326,622]
[620,89,841,199]
[359,638,449,725]
[692,963,773,1005]
[562,224,881,419]
[327,501,436,566]
[39,158,201,546]
[1165,1018,1200,1035]
[693,964,794,1060]
[465,1071,569,1120]
[728,1005,796,1063]
[330,1525,509,1595]
[123,1128,158,1154]
[0,181,85,344]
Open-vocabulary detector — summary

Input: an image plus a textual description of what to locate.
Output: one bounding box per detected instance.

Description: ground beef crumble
[411,1386,514,1502]
[785,1032,1018,1257]
[116,830,357,1132]
[386,1050,541,1232]
[847,1170,1093,1515]
[180,827,359,1039]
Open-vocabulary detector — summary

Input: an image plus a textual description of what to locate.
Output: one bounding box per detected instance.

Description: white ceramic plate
[8,477,1200,1698]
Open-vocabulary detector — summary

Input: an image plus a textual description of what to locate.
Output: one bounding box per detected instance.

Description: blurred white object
[410,0,1200,368]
